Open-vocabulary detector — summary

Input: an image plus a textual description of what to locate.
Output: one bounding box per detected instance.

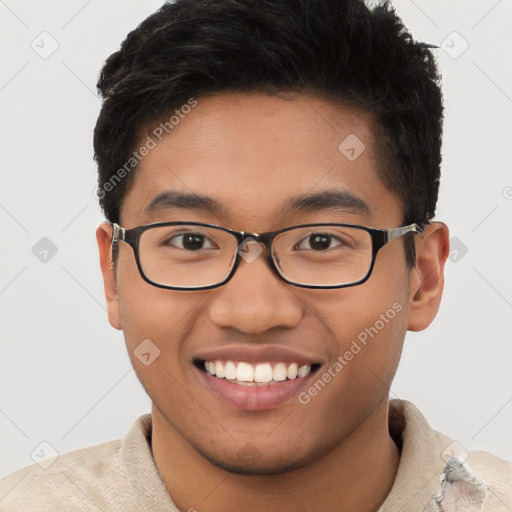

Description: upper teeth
[204,360,312,384]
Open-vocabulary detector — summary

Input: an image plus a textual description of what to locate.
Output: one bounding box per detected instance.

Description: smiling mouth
[194,359,321,386]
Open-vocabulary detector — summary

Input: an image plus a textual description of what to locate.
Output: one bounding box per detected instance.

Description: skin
[97,92,449,512]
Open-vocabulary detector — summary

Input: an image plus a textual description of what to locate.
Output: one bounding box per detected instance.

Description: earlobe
[96,222,122,330]
[407,221,450,332]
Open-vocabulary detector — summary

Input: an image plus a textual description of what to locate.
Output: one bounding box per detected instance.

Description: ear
[96,222,122,330]
[407,221,450,332]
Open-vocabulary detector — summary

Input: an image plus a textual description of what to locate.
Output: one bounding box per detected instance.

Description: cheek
[314,288,407,373]
[295,292,407,442]
[116,278,209,416]
[310,252,409,345]
[302,258,409,395]
[115,246,203,367]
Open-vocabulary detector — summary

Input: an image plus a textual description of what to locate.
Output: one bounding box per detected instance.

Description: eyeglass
[111,221,423,291]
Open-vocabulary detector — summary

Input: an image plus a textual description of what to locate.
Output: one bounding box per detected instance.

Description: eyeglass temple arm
[111,223,125,245]
[386,223,424,242]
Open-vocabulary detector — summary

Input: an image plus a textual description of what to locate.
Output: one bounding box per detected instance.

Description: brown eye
[296,233,343,251]
[166,232,215,250]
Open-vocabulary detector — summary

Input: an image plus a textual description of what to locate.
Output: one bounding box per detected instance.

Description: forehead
[121,92,402,229]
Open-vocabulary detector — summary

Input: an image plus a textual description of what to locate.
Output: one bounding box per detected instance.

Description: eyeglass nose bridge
[235,232,273,265]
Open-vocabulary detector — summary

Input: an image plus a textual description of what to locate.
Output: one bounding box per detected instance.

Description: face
[99,92,429,474]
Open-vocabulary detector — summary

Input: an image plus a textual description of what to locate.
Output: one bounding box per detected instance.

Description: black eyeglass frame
[111,221,423,291]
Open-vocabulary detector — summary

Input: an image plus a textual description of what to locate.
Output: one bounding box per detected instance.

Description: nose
[207,240,304,334]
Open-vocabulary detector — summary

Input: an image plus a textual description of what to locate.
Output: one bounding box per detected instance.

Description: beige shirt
[0,399,510,511]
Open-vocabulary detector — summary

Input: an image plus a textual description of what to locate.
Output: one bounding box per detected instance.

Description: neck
[151,400,400,512]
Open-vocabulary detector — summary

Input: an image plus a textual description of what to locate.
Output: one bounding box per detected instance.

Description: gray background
[1,0,511,478]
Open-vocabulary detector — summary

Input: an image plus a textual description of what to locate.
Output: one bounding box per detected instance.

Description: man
[1,0,510,510]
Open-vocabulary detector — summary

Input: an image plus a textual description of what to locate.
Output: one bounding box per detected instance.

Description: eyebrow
[144,190,229,220]
[284,190,370,217]
[143,189,370,220]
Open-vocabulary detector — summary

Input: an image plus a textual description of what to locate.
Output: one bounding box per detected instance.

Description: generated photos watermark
[298,301,403,405]
[94,98,198,200]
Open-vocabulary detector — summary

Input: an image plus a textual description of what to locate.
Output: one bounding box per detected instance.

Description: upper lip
[193,345,323,366]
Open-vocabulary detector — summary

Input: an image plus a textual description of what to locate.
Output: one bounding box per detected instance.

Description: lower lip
[196,367,316,411]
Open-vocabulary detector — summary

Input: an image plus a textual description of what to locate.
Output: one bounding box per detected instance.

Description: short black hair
[94,0,443,268]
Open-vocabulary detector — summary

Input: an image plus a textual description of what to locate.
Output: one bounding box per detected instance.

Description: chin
[204,455,307,476]
[198,444,316,476]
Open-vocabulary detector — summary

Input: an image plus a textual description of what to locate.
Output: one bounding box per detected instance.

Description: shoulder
[386,399,512,511]
[0,439,133,511]
[467,450,512,510]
